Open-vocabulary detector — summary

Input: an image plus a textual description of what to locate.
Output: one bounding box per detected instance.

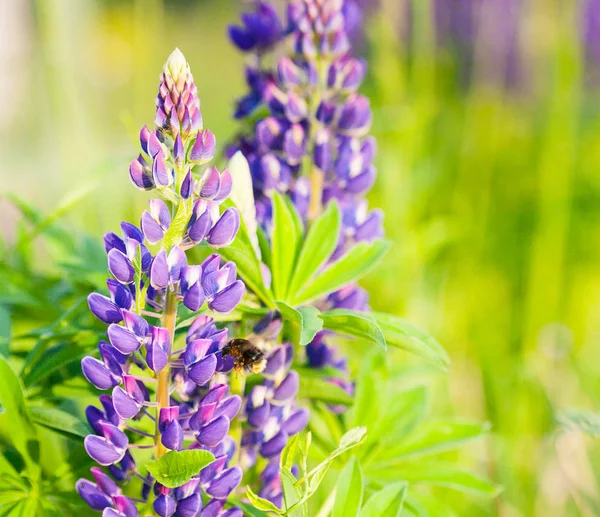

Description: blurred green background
[2,0,600,515]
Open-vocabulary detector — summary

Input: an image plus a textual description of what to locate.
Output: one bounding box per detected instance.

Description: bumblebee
[222,338,267,374]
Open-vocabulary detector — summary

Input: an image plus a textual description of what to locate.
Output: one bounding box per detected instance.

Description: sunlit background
[2,0,600,515]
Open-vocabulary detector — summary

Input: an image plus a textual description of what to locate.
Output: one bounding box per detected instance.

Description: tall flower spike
[78,49,246,516]
[228,0,383,505]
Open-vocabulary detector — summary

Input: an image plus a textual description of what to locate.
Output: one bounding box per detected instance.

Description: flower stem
[228,370,246,467]
[156,288,178,459]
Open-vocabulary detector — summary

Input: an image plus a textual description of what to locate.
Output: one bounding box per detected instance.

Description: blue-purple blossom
[77,49,246,516]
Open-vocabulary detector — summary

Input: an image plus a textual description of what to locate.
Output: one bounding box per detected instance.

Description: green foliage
[145,450,216,489]
[556,408,600,437]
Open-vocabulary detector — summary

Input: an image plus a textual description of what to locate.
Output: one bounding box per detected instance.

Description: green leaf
[332,457,363,517]
[556,408,600,437]
[371,312,450,368]
[275,301,323,346]
[220,244,274,308]
[360,482,408,517]
[367,461,501,497]
[29,406,90,440]
[22,341,91,387]
[146,450,215,489]
[292,240,390,305]
[246,487,284,514]
[281,433,300,471]
[271,193,301,300]
[236,501,270,517]
[381,420,490,461]
[281,468,305,516]
[298,377,353,406]
[0,358,39,478]
[320,309,386,350]
[287,201,340,299]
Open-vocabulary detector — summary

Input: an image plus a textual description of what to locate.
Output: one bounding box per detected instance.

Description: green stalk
[156,288,178,459]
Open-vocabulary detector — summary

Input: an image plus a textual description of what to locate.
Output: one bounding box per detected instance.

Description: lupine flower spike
[78,49,246,516]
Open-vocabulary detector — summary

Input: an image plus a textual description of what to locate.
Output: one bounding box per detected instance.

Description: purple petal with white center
[214,395,241,421]
[122,311,149,338]
[200,499,224,517]
[153,153,172,187]
[202,384,227,405]
[188,210,211,243]
[90,466,120,496]
[347,166,375,194]
[247,401,270,429]
[150,249,169,289]
[190,129,216,163]
[159,406,179,432]
[202,269,229,298]
[273,370,299,402]
[207,208,239,248]
[146,341,168,372]
[82,357,119,390]
[84,435,126,466]
[355,209,383,242]
[174,477,200,500]
[154,495,177,517]
[107,281,133,311]
[167,246,187,282]
[107,324,141,354]
[198,415,230,447]
[260,430,288,458]
[263,346,285,376]
[183,282,204,311]
[148,131,162,157]
[88,293,122,324]
[206,467,242,499]
[201,254,220,280]
[161,420,183,451]
[129,156,153,190]
[199,166,221,200]
[112,386,141,419]
[189,402,217,431]
[208,280,245,313]
[213,168,232,202]
[183,338,212,366]
[100,342,127,370]
[76,479,112,511]
[140,125,150,154]
[149,199,171,228]
[113,495,138,517]
[188,354,217,386]
[141,211,164,244]
[175,494,201,517]
[199,455,227,485]
[122,375,147,405]
[281,408,310,435]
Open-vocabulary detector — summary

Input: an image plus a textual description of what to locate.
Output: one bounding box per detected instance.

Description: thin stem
[156,288,178,459]
[228,370,246,467]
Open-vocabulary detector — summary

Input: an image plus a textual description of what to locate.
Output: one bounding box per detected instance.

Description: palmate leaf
[320,309,386,350]
[271,192,302,300]
[291,240,390,306]
[275,301,323,346]
[332,457,363,517]
[286,201,340,300]
[146,450,215,489]
[372,312,449,368]
[298,377,354,406]
[29,406,90,441]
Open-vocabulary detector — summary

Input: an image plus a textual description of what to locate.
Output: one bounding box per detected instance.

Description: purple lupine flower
[77,49,246,517]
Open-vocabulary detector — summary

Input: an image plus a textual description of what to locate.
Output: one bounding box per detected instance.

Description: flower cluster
[77,49,246,517]
[229,0,382,416]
